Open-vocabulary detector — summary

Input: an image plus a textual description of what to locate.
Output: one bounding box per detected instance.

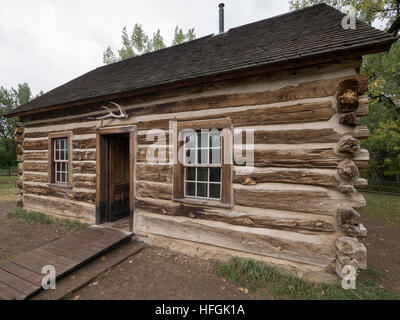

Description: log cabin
[5,4,397,282]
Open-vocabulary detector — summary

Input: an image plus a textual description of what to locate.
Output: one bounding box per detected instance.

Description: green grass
[215,258,400,300]
[6,208,88,232]
[361,192,400,223]
[0,175,17,201]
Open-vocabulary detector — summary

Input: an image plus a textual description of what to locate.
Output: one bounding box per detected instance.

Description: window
[183,130,222,200]
[173,119,232,207]
[54,138,69,183]
[48,132,72,185]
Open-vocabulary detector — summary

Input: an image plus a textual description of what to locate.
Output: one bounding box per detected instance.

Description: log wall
[19,58,369,279]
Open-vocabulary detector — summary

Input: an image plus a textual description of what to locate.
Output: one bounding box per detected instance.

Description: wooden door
[108,136,130,221]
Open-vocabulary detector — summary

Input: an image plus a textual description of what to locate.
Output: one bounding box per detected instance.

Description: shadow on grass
[215,258,400,300]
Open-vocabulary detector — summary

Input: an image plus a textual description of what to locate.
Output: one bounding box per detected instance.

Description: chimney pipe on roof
[219,3,225,33]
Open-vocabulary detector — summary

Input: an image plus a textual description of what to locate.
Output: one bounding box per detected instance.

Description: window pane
[186,167,195,181]
[197,132,208,148]
[198,149,208,164]
[62,173,67,183]
[210,130,221,148]
[186,182,195,196]
[196,183,208,198]
[197,168,208,182]
[56,172,60,182]
[184,133,196,148]
[209,183,221,199]
[185,149,196,164]
[210,168,221,182]
[209,148,221,164]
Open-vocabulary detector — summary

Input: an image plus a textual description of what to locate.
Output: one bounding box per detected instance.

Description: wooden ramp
[0,226,132,300]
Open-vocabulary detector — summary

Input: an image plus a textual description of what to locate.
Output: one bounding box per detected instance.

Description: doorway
[96,126,136,232]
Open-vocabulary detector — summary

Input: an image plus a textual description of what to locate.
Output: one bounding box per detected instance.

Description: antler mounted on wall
[89,102,129,130]
[94,102,128,120]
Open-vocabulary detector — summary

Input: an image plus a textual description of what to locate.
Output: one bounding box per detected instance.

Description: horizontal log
[23,162,48,172]
[136,164,173,183]
[234,146,369,169]
[137,100,335,130]
[137,133,170,146]
[137,197,336,234]
[136,181,172,200]
[137,146,170,163]
[23,184,96,204]
[23,173,48,183]
[24,126,97,139]
[24,152,48,161]
[234,183,341,215]
[73,175,96,189]
[23,73,364,129]
[236,126,369,144]
[73,151,96,161]
[23,194,95,222]
[23,139,48,151]
[72,139,96,149]
[73,162,96,175]
[136,212,337,267]
[233,167,340,187]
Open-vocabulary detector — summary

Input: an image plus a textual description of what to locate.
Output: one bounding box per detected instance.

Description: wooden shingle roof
[7,4,397,117]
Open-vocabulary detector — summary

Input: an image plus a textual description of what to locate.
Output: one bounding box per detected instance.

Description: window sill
[172,197,233,209]
[47,183,73,190]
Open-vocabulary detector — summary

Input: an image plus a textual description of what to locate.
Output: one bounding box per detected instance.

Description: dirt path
[0,202,72,262]
[67,246,260,300]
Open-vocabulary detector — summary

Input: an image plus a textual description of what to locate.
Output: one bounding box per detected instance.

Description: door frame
[96,125,136,232]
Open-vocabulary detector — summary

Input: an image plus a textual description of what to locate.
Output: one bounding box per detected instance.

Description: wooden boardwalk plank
[0,226,132,300]
[0,269,38,297]
[0,261,43,286]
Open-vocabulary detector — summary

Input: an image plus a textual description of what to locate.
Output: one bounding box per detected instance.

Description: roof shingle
[8,4,397,116]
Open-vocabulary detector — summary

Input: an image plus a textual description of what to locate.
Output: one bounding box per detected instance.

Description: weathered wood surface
[136,164,173,183]
[24,126,97,139]
[73,139,96,149]
[73,162,96,175]
[23,162,48,172]
[73,175,96,189]
[233,183,344,215]
[137,197,336,234]
[73,151,96,161]
[136,212,337,267]
[234,146,369,169]
[136,181,172,200]
[23,139,48,151]
[22,72,364,128]
[137,146,170,163]
[23,184,96,204]
[235,125,370,144]
[0,226,131,300]
[24,173,48,183]
[24,152,48,161]
[23,194,96,222]
[233,167,340,187]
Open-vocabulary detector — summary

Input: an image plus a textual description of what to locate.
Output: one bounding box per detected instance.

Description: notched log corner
[337,136,360,157]
[337,79,359,113]
[336,256,359,279]
[337,159,359,181]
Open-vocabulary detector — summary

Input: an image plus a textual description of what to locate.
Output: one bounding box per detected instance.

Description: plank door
[108,136,130,221]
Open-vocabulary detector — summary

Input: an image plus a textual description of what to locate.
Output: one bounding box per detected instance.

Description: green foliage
[362,120,400,178]
[103,24,196,64]
[6,208,88,231]
[290,0,400,182]
[289,0,400,28]
[216,257,400,300]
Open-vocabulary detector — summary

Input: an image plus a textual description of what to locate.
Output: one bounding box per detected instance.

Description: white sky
[0,0,289,95]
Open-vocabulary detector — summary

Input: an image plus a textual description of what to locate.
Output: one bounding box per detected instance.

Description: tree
[0,83,38,168]
[289,0,400,34]
[289,0,399,182]
[103,24,196,64]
